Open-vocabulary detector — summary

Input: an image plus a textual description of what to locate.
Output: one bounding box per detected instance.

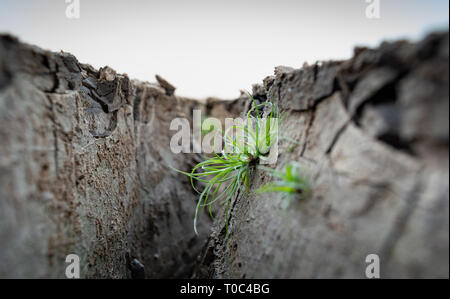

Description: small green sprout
[172,95,279,237]
[257,163,310,209]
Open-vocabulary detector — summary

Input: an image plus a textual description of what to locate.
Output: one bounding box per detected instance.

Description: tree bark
[0,35,228,278]
[194,32,449,279]
[0,32,448,279]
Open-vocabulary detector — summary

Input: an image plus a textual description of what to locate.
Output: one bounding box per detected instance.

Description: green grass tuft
[172,94,279,238]
[257,163,310,209]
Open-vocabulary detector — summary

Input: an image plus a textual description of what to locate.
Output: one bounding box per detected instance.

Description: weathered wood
[0,35,213,278]
[194,32,449,279]
[0,32,448,279]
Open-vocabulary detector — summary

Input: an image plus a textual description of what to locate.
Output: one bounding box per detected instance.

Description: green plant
[287,145,295,153]
[257,163,310,209]
[172,95,279,237]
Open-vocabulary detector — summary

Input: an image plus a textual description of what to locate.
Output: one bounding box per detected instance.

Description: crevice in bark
[0,31,448,279]
[379,173,423,264]
[325,121,349,155]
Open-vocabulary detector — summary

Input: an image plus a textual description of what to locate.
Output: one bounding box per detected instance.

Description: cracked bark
[0,31,448,279]
[194,31,449,279]
[0,35,217,278]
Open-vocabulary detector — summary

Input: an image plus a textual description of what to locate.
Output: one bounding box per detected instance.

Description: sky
[0,0,448,99]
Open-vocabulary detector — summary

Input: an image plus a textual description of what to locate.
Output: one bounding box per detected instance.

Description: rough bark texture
[0,35,246,278]
[195,32,449,279]
[0,32,448,279]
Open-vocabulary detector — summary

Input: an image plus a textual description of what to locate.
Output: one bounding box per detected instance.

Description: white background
[0,0,448,99]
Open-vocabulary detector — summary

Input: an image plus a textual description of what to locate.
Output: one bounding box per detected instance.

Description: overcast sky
[0,0,448,99]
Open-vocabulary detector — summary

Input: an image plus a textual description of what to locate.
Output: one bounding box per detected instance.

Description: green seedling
[257,163,310,209]
[172,94,279,238]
